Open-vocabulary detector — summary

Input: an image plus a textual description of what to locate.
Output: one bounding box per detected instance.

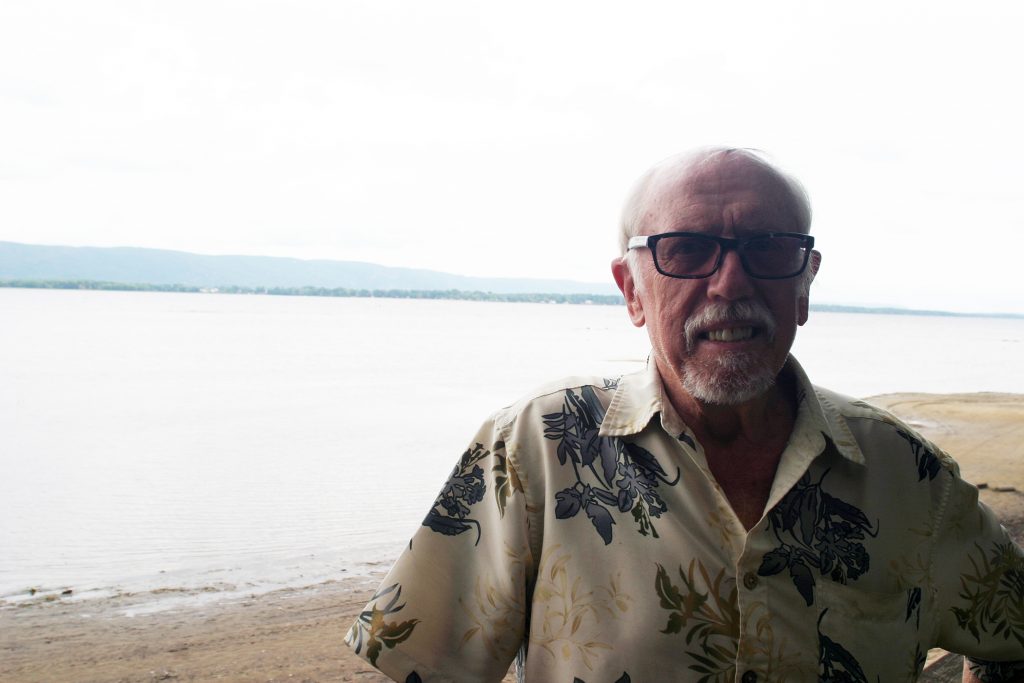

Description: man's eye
[668,238,714,256]
[744,237,780,252]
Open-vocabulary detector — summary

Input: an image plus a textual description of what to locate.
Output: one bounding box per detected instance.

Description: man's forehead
[654,152,786,201]
[639,154,798,232]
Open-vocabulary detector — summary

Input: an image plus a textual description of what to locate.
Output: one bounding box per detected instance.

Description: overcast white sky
[2,1,1023,313]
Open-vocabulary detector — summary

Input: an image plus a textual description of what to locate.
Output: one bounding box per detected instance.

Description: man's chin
[681,356,778,406]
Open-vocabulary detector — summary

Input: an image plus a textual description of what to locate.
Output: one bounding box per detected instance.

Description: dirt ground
[2,392,1021,683]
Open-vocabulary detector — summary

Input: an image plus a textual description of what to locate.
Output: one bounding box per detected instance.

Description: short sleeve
[344,416,534,683]
[933,473,1024,665]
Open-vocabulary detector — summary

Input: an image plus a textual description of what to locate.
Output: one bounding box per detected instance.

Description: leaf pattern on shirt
[906,586,923,628]
[422,443,489,544]
[894,428,944,482]
[530,546,631,671]
[739,602,809,681]
[655,560,739,683]
[967,657,1024,683]
[543,385,679,544]
[757,467,878,606]
[887,531,934,594]
[816,609,868,683]
[703,495,740,555]
[951,541,1024,648]
[492,441,524,518]
[458,542,529,661]
[345,583,420,667]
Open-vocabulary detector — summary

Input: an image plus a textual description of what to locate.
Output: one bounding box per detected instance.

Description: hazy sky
[2,1,1023,313]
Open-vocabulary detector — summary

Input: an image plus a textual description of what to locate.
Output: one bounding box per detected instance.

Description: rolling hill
[0,241,620,296]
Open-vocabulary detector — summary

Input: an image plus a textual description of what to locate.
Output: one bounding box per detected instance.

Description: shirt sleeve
[344,415,535,683]
[932,471,1024,667]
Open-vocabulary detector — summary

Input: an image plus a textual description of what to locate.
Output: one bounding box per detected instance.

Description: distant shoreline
[2,279,1023,319]
[0,279,624,306]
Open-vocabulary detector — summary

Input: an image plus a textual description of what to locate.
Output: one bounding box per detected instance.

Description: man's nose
[706,248,754,300]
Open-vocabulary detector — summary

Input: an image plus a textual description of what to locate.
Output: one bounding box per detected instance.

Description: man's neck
[658,360,798,530]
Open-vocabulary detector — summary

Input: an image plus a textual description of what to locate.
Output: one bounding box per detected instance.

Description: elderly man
[345,148,1024,682]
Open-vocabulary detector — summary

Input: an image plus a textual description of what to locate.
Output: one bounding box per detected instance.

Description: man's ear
[611,257,646,328]
[797,249,822,327]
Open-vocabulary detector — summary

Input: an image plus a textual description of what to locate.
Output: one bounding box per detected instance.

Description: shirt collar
[599,354,866,466]
[599,357,662,438]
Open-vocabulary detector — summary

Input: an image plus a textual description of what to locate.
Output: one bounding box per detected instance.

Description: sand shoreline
[3,392,1022,683]
[1,572,399,683]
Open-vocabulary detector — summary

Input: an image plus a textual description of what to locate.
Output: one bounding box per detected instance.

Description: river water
[1,289,1021,606]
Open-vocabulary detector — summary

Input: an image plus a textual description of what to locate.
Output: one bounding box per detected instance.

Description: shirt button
[743,572,759,590]
[742,671,758,683]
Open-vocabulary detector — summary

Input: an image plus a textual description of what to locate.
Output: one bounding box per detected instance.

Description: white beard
[680,300,780,405]
[681,350,779,405]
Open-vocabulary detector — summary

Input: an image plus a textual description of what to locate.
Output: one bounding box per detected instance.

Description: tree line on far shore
[0,279,625,305]
[5,279,1020,319]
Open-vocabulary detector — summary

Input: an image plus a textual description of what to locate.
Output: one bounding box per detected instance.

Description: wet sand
[2,393,1021,683]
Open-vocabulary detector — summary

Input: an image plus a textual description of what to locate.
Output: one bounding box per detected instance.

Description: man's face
[613,155,818,406]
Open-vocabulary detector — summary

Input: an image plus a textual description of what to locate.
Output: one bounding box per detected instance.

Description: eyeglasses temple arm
[627,235,650,250]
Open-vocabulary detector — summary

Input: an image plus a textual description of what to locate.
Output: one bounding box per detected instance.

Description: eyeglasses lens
[741,235,807,277]
[656,236,719,277]
[655,235,808,278]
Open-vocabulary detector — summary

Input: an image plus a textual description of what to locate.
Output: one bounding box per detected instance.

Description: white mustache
[684,301,777,352]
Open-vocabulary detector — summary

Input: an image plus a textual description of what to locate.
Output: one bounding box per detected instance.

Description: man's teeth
[706,327,754,342]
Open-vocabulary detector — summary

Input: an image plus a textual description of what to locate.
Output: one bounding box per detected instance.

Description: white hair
[617,147,813,256]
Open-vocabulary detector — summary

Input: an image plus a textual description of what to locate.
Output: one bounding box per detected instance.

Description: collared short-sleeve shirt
[345,358,1024,682]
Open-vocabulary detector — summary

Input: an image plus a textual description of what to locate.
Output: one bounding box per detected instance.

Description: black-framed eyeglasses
[627,231,815,280]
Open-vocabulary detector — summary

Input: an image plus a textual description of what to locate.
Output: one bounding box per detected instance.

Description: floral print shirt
[345,357,1024,682]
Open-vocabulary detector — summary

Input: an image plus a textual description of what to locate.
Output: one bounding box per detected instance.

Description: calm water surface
[1,289,1021,605]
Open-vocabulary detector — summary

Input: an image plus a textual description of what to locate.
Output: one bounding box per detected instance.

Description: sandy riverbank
[2,392,1021,683]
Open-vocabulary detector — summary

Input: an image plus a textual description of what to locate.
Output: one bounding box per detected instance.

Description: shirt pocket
[816,580,925,682]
